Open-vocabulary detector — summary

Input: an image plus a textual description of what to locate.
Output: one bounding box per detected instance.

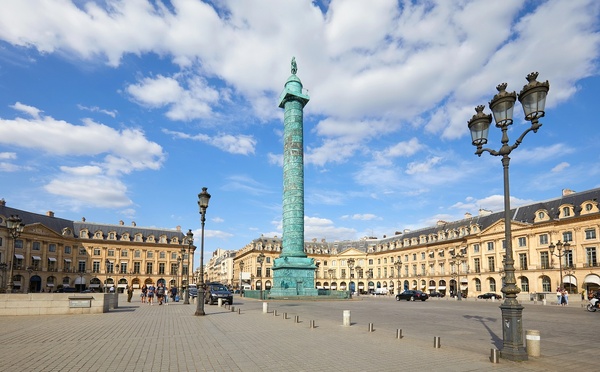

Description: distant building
[0,200,190,293]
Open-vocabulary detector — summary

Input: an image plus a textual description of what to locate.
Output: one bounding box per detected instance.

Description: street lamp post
[347,258,355,298]
[195,187,211,316]
[257,252,265,300]
[328,269,334,294]
[467,72,549,361]
[239,261,245,296]
[451,252,465,301]
[184,230,194,305]
[394,259,403,294]
[176,256,181,297]
[6,215,25,292]
[355,266,362,295]
[26,266,34,293]
[549,240,570,290]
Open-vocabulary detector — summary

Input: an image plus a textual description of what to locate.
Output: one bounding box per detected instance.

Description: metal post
[195,187,211,316]
[6,215,24,292]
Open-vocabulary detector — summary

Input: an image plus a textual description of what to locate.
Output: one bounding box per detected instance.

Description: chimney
[82,217,86,222]
[0,199,5,207]
[46,211,54,217]
[562,188,575,196]
[176,225,181,232]
[436,220,447,226]
[464,212,472,219]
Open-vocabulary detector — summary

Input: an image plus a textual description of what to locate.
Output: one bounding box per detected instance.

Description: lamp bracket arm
[509,124,540,153]
[476,147,500,157]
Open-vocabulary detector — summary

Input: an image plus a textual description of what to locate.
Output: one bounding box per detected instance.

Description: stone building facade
[230,188,600,299]
[0,200,191,293]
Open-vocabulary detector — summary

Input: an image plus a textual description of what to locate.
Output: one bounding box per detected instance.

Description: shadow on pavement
[463,314,502,349]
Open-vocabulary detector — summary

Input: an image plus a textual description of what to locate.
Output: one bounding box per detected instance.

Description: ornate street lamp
[328,268,334,293]
[450,251,466,301]
[6,215,25,292]
[184,229,194,304]
[239,261,245,296]
[394,258,403,294]
[549,240,570,290]
[347,258,355,298]
[179,245,187,301]
[195,187,211,316]
[467,72,549,361]
[257,252,265,300]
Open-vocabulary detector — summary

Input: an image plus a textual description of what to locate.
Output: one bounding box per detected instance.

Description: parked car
[204,282,233,305]
[55,287,77,293]
[396,290,429,301]
[429,291,445,298]
[188,284,198,299]
[477,292,502,300]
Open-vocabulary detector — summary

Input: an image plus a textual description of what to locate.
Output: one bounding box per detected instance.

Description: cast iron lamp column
[257,253,265,300]
[239,261,244,296]
[467,72,549,361]
[184,229,194,304]
[394,259,402,294]
[450,252,465,301]
[6,215,25,292]
[195,187,211,316]
[347,258,355,297]
[549,241,570,289]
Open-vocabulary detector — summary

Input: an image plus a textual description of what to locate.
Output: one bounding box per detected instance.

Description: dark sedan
[396,290,429,301]
[477,292,502,300]
[429,291,445,298]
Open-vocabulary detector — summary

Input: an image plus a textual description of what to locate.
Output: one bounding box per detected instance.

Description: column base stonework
[269,256,318,297]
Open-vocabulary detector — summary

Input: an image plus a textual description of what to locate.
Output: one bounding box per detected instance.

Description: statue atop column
[291,57,297,75]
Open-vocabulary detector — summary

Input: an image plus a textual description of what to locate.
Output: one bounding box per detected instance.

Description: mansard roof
[0,205,75,237]
[74,221,184,241]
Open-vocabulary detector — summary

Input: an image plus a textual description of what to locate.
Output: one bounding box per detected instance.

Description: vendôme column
[270,57,318,297]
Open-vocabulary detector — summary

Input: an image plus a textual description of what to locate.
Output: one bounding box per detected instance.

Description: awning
[563,275,577,285]
[438,286,447,290]
[461,278,468,283]
[14,254,24,259]
[428,286,436,289]
[46,283,55,287]
[460,285,468,290]
[64,259,71,262]
[13,281,22,286]
[118,284,127,288]
[89,284,100,288]
[331,286,337,289]
[48,257,57,262]
[32,256,41,260]
[74,277,86,285]
[368,285,374,289]
[584,274,600,285]
[411,284,416,288]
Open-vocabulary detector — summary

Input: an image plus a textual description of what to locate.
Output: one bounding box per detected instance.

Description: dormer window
[562,207,571,217]
[538,212,545,219]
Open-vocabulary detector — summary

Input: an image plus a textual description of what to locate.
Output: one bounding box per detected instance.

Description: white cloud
[341,214,381,221]
[163,129,256,155]
[552,162,570,173]
[11,102,42,119]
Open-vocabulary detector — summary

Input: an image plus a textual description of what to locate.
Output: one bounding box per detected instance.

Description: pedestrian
[156,283,166,305]
[127,285,134,303]
[141,284,148,304]
[563,290,569,306]
[147,284,155,305]
[109,286,115,293]
[556,288,562,305]
[170,286,177,302]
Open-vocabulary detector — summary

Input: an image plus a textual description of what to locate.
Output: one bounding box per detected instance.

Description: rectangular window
[518,237,526,247]
[563,207,571,217]
[439,262,445,275]
[79,247,86,255]
[341,269,346,278]
[14,239,23,249]
[49,244,57,252]
[487,242,494,251]
[519,253,528,270]
[539,234,548,245]
[487,256,495,272]
[106,261,114,273]
[473,258,481,273]
[562,231,573,243]
[134,262,141,274]
[32,242,41,250]
[147,251,153,259]
[92,261,100,273]
[266,268,271,278]
[64,246,71,254]
[108,249,115,257]
[412,253,417,260]
[146,262,153,275]
[121,250,128,257]
[170,263,178,275]
[585,229,597,240]
[475,280,481,292]
[93,248,100,255]
[586,247,597,267]
[135,250,141,258]
[158,262,165,275]
[78,261,86,272]
[565,250,573,267]
[540,252,550,269]
[159,251,166,259]
[120,262,127,273]
[490,279,496,292]
[473,244,480,253]
[420,264,425,275]
[420,252,425,260]
[520,278,529,292]
[502,240,506,250]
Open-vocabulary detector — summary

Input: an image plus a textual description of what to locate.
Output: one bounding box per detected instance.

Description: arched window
[520,277,529,292]
[489,278,496,292]
[541,276,551,292]
[475,278,481,292]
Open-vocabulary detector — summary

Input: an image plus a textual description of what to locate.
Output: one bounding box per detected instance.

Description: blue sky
[1,0,599,268]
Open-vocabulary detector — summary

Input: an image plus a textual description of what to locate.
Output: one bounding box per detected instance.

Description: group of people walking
[126,283,179,305]
[556,287,569,306]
